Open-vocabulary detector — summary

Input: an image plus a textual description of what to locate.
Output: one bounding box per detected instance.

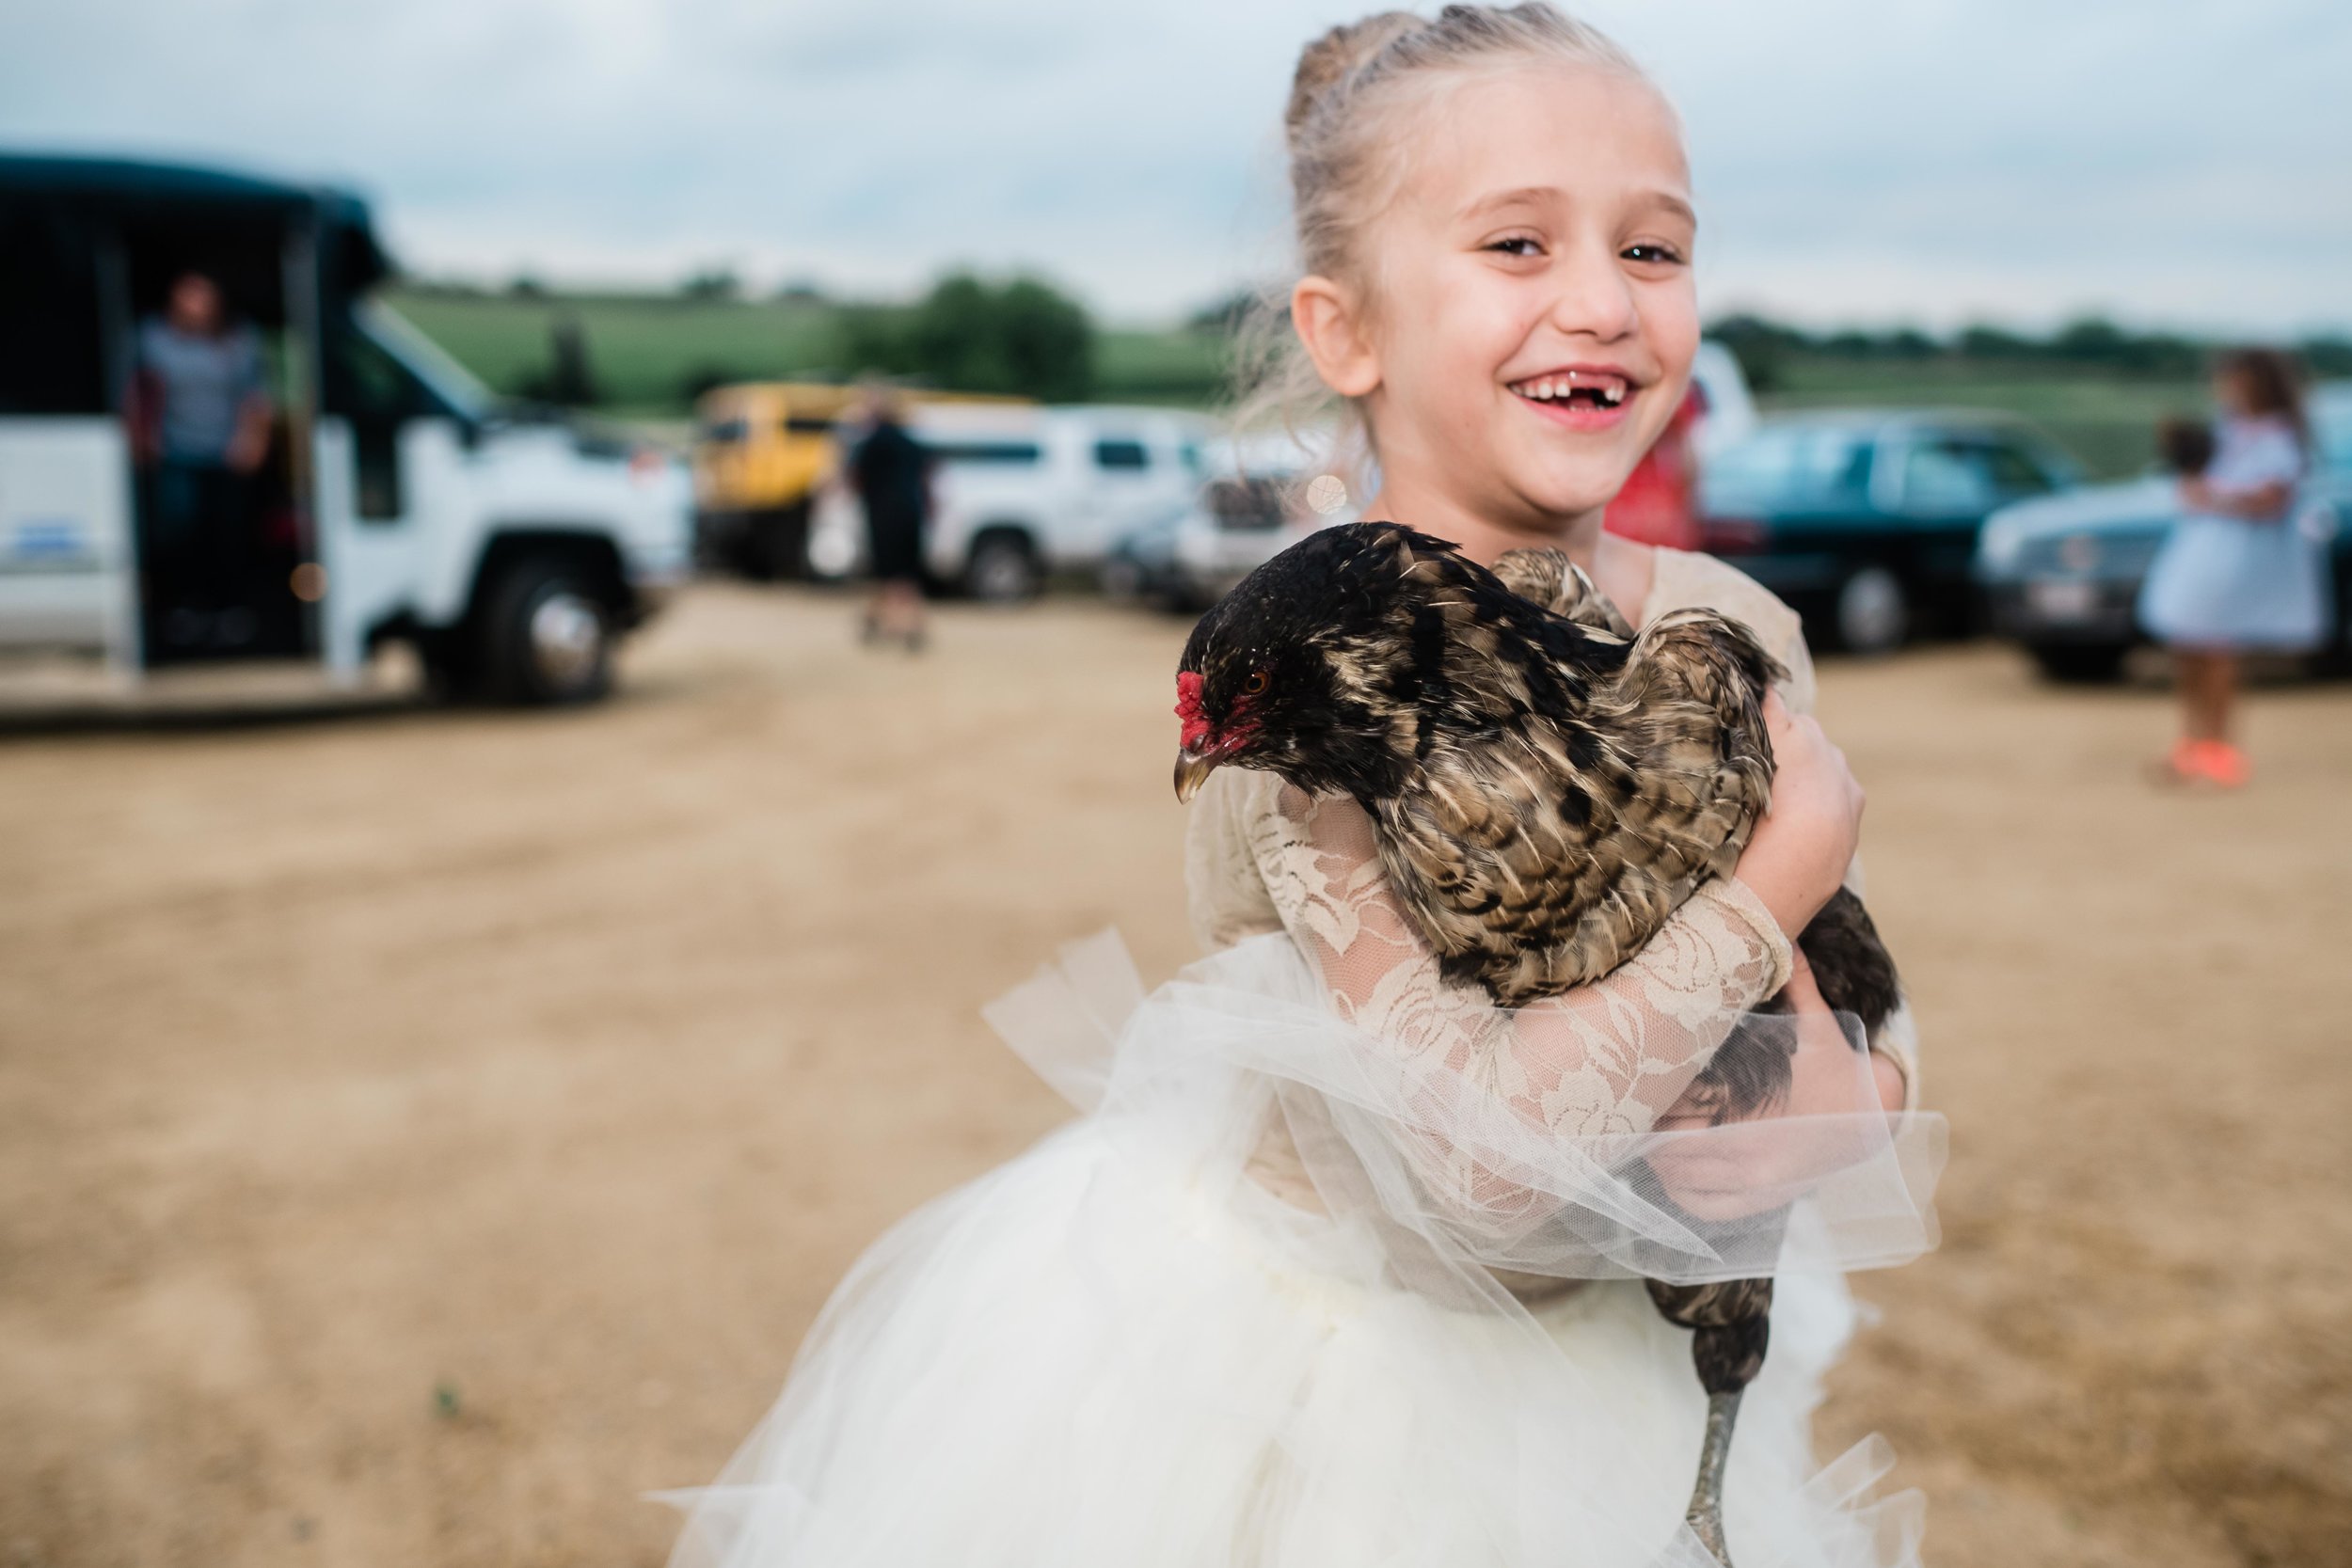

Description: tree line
[1708,312,2352,392]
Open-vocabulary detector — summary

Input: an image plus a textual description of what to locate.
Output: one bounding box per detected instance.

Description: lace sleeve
[1253,781,1794,1141]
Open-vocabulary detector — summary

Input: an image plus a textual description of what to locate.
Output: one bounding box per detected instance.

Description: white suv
[809,404,1212,600]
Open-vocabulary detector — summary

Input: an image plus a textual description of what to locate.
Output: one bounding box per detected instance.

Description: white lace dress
[662,549,1941,1568]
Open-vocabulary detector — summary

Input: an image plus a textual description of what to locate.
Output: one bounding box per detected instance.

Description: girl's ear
[1292,276,1382,399]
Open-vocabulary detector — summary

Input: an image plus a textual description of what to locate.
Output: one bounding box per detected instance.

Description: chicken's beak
[1173,747,1219,803]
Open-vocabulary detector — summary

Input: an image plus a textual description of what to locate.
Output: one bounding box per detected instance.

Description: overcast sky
[5,0,2346,333]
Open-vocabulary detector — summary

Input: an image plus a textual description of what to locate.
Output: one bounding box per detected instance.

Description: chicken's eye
[1241,671,1271,697]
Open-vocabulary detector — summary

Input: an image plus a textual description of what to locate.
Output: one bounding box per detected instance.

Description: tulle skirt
[2138,511,2333,652]
[660,937,1935,1568]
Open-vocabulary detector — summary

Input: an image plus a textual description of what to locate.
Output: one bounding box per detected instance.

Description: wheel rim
[529,590,605,690]
[972,546,1031,601]
[1838,567,1908,653]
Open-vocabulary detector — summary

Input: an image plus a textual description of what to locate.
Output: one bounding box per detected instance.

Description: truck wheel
[1835,564,1910,656]
[478,556,613,705]
[748,500,813,581]
[964,531,1041,603]
[2027,641,2128,684]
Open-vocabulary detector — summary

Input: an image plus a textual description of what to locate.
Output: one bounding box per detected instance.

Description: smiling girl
[665,9,1932,1567]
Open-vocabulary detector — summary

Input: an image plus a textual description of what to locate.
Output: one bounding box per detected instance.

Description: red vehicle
[1604,341,1756,551]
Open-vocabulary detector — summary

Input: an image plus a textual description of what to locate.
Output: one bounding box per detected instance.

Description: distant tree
[844,273,1096,402]
[1884,327,1941,358]
[678,363,739,405]
[519,312,601,406]
[2300,335,2352,377]
[774,278,829,305]
[1186,287,1262,336]
[2051,316,2131,364]
[1706,312,1811,393]
[507,274,548,300]
[679,267,741,302]
[1958,324,2034,358]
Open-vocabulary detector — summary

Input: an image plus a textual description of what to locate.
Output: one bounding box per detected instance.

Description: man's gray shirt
[138,319,265,464]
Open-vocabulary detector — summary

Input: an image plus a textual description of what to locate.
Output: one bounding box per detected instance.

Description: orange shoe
[2191,740,2250,788]
[2152,737,2204,786]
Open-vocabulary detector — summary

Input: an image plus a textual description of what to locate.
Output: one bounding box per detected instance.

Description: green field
[383,286,1229,418]
[384,288,2191,479]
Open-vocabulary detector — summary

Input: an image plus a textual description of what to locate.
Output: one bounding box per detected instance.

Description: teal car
[1696,410,2081,654]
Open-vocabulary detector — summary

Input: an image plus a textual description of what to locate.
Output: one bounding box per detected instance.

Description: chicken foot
[1647,1275,1774,1567]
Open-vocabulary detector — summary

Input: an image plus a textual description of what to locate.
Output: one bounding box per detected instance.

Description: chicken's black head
[1174,521,1470,804]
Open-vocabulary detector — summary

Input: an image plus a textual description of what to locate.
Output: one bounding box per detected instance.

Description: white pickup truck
[807,404,1212,600]
[0,154,691,703]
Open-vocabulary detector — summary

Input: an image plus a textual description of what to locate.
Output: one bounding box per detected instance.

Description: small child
[2137,351,2326,787]
[2154,415,2214,479]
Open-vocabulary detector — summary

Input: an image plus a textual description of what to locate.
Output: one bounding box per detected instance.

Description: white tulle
[659,934,1941,1568]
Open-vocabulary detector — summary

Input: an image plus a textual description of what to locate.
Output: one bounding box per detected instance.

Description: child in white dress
[663,9,1942,1565]
[2139,349,2327,787]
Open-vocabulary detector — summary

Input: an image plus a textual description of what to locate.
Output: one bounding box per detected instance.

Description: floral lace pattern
[1181,548,1920,1227]
[1255,780,1793,1143]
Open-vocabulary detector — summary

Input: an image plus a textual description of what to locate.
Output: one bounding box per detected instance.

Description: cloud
[3,0,2346,331]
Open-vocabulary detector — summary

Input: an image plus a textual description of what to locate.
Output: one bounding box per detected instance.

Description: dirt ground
[2,584,2346,1568]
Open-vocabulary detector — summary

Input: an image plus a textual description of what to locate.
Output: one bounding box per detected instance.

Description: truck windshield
[360,301,494,424]
[1701,426,1874,513]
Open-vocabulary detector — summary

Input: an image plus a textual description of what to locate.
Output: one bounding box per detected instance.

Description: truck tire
[476,555,614,705]
[747,500,813,582]
[963,530,1041,604]
[2027,641,2129,684]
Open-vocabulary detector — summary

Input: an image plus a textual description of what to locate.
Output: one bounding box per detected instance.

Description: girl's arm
[1253,697,1871,1166]
[2183,476,2295,522]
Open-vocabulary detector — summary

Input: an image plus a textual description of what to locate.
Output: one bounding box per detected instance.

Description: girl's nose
[1544,239,1641,343]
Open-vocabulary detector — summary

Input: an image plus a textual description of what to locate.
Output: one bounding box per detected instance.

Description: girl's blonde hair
[1232,4,1651,488]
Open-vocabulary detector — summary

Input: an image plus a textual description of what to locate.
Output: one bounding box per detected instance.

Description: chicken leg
[1645,1275,1774,1566]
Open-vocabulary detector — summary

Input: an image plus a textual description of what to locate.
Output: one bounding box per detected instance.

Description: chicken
[1172,520,1900,1566]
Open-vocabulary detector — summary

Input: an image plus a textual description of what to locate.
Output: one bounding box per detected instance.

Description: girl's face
[1317,64,1699,532]
[2214,367,2253,417]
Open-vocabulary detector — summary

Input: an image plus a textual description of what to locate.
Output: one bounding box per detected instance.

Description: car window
[1986,438,2061,493]
[1699,426,1873,512]
[1093,438,1151,471]
[2313,400,2352,476]
[926,439,1042,466]
[1206,476,1289,531]
[1899,440,2000,512]
[700,418,749,444]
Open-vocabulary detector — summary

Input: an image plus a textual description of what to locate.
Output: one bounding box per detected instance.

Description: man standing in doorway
[132,271,274,650]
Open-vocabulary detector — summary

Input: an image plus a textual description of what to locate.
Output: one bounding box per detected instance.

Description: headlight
[1977,512,2030,573]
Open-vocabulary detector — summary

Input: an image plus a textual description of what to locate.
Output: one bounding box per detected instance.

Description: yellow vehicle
[691,383,1028,579]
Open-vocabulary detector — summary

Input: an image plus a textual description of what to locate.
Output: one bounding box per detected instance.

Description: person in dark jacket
[848,386,932,651]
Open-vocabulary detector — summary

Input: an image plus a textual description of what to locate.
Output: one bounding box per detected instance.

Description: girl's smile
[1506,364,1639,431]
[1292,60,1698,560]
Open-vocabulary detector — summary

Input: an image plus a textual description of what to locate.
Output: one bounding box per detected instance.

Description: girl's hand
[1736,691,1865,940]
[2181,477,2215,513]
[1647,950,1898,1221]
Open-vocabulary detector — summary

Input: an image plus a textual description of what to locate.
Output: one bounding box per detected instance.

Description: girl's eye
[1482,235,1543,258]
[1242,671,1270,696]
[1623,244,1687,266]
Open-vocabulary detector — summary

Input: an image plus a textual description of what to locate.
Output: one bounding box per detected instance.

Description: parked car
[807,404,1211,601]
[1975,383,2352,681]
[691,381,1029,581]
[0,154,691,705]
[1100,429,1357,611]
[1695,410,2082,654]
[1604,339,1757,550]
